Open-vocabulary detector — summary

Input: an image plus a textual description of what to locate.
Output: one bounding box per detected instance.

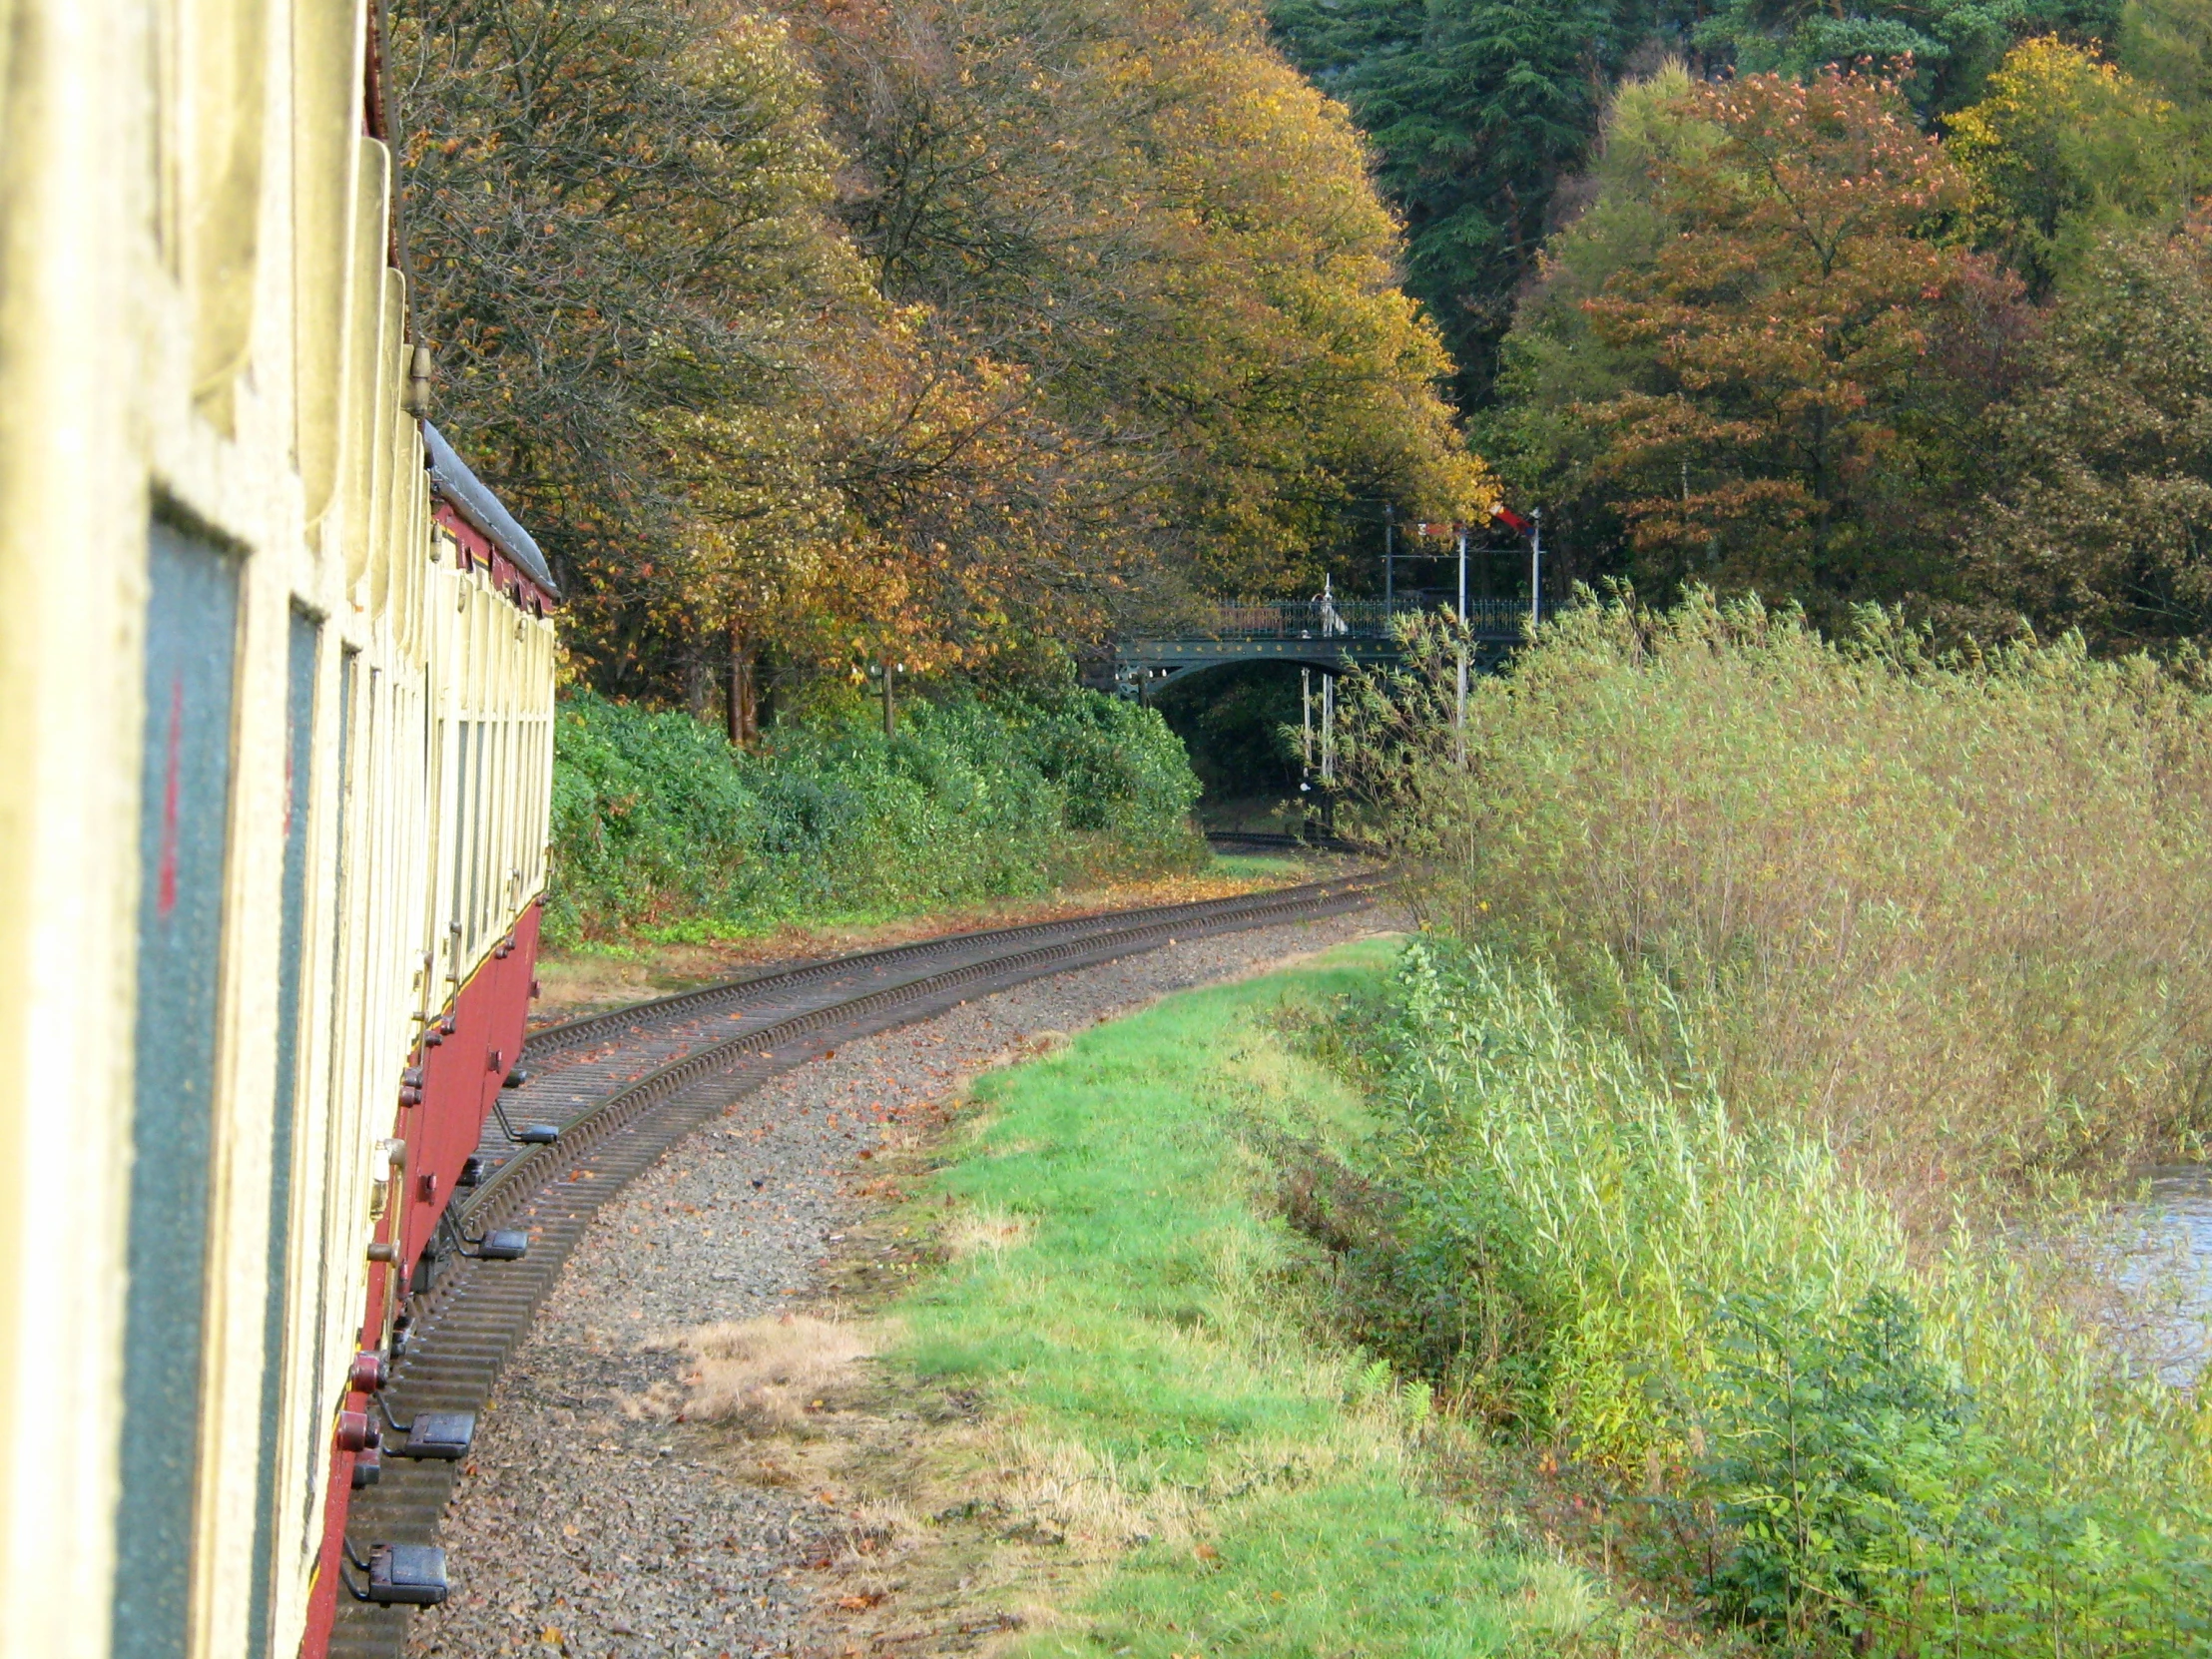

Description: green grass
[884,936,1671,1658]
[1208,852,1311,882]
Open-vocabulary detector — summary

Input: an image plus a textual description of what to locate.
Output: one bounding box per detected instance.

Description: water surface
[2104,1164,2212,1384]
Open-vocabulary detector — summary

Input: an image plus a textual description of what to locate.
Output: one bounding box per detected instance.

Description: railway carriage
[0,2,559,1655]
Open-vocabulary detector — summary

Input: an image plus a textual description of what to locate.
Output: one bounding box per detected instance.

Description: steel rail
[328,873,1386,1658]
[521,871,1385,1060]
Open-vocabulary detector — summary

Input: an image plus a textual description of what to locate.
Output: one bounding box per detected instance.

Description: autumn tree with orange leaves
[395,0,1485,730]
[1564,70,2031,616]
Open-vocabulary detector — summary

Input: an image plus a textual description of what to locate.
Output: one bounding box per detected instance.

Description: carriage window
[302,646,358,1556]
[463,719,483,954]
[112,519,240,1659]
[450,719,474,964]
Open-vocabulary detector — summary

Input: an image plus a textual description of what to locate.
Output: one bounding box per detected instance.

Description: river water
[2105,1165,2212,1384]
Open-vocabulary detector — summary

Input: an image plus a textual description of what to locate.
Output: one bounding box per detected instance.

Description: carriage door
[111,520,241,1659]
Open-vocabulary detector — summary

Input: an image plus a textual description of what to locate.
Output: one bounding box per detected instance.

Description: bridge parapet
[1181,596,1528,640]
[1112,595,1528,695]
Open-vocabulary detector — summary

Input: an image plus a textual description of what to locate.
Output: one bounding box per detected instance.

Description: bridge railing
[1190,597,1533,639]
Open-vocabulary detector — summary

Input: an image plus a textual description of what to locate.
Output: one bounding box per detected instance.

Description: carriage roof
[422,421,560,600]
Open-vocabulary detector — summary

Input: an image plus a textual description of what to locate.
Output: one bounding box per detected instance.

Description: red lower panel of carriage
[297,898,543,1657]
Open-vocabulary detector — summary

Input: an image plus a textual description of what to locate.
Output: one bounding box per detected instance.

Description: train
[0,2,560,1655]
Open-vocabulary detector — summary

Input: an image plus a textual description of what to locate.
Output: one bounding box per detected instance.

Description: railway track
[329,872,1386,1657]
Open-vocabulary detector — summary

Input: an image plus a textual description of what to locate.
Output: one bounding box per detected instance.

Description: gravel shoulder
[408,908,1397,1659]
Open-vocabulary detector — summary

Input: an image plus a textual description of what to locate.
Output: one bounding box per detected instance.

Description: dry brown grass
[683,1314,874,1429]
[941,1205,1035,1258]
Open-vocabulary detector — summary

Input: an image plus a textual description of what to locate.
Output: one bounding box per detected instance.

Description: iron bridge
[1112,597,1531,695]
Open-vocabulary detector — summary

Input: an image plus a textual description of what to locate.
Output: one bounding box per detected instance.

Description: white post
[1321,672,1335,785]
[1530,508,1543,628]
[1456,524,1468,625]
[1383,504,1394,612]
[1301,667,1313,774]
[1455,647,1467,767]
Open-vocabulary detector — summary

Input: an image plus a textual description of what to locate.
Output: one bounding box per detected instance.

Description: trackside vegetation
[1328,939,2212,1654]
[885,938,1680,1657]
[1313,589,2212,1652]
[546,687,1204,946]
[1356,589,2212,1226]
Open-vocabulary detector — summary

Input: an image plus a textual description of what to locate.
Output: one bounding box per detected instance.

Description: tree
[1946,37,2192,297]
[393,0,871,712]
[784,0,1493,603]
[1966,219,2212,647]
[2118,0,2212,108]
[1266,0,2126,421]
[400,0,1485,719]
[1473,63,1720,591]
[1574,69,2029,616]
[1267,0,1680,407]
[1692,0,2120,114]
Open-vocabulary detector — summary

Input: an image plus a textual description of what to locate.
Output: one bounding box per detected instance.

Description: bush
[1319,937,2212,1656]
[1350,588,2212,1224]
[546,685,1204,944]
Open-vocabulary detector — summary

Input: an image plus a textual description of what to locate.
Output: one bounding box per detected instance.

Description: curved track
[329,872,1385,1657]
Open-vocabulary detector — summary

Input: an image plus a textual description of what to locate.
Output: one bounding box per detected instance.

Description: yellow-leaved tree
[1947,37,2195,297]
[398,0,1489,721]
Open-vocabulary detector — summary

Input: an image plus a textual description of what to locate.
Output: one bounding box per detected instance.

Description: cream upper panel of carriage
[419,441,557,989]
[128,0,428,627]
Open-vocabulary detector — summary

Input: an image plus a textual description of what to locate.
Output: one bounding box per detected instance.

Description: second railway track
[330,872,1386,1658]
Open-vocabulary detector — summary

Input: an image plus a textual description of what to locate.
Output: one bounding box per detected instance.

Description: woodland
[1274,0,2212,647]
[392,0,1485,736]
[396,0,2212,729]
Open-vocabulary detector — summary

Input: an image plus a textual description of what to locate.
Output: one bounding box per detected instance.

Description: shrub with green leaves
[1328,934,2212,1656]
[546,685,1203,944]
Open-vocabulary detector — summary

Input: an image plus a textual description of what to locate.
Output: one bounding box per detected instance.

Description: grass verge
[721,936,1700,1657]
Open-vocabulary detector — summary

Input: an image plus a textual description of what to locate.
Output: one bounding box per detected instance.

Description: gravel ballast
[407,909,1393,1659]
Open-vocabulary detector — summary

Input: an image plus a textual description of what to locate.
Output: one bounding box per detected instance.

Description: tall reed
[1350,589,2212,1223]
[1361,935,2212,1654]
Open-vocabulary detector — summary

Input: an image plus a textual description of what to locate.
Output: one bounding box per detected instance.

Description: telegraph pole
[1455,521,1468,764]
